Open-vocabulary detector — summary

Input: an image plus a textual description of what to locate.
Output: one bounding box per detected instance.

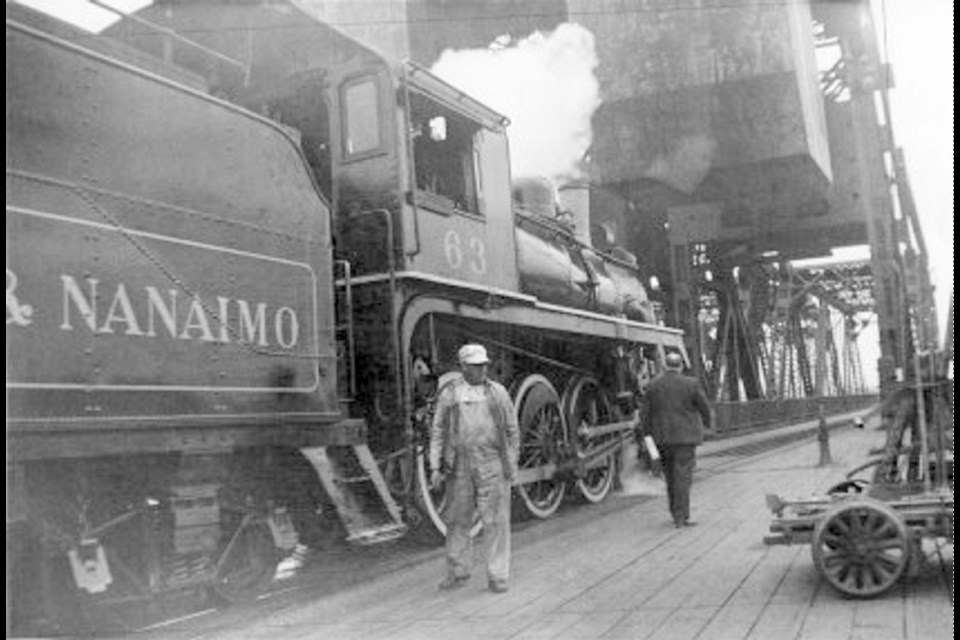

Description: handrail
[335,260,357,400]
[400,64,422,258]
[88,0,248,73]
[347,209,405,447]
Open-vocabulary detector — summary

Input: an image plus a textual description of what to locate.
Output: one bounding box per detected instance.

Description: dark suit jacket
[643,371,712,446]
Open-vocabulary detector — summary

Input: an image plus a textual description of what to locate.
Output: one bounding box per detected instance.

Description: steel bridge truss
[683,256,873,404]
[667,1,942,411]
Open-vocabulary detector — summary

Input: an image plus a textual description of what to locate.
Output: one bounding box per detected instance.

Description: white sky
[13,0,151,31]
[12,0,955,355]
[879,0,954,339]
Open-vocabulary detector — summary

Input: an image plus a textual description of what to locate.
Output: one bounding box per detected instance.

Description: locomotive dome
[512,177,559,218]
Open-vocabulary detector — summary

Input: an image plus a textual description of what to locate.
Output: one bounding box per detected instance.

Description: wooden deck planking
[794,600,857,640]
[153,425,951,640]
[643,605,719,640]
[692,603,769,640]
[506,612,588,640]
[849,596,908,640]
[744,602,810,639]
[548,611,630,640]
[600,605,677,639]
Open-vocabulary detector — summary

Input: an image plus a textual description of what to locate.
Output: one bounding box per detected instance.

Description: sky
[879,0,954,339]
[11,0,955,365]
[431,23,601,182]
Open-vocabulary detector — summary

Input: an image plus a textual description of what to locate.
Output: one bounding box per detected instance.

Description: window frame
[339,73,387,162]
[409,95,485,220]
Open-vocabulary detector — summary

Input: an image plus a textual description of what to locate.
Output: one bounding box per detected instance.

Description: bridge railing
[712,395,878,437]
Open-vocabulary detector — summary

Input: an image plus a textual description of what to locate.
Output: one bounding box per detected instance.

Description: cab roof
[401,60,509,132]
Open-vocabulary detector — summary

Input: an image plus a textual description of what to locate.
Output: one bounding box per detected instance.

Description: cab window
[342,77,381,157]
[410,92,482,216]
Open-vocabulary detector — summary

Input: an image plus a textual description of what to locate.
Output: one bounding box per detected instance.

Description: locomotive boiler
[6,1,686,633]
[513,178,657,323]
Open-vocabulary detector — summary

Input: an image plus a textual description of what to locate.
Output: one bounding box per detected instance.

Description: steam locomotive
[6,1,684,633]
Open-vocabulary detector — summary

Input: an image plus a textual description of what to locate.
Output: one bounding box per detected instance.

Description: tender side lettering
[101,283,145,336]
[146,287,179,338]
[237,300,268,347]
[7,269,34,327]
[51,274,300,349]
[274,307,300,349]
[61,275,99,332]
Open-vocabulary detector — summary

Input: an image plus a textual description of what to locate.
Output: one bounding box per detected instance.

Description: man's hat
[458,344,490,365]
[664,352,684,369]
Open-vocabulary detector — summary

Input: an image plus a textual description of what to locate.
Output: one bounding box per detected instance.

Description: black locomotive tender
[6,1,685,630]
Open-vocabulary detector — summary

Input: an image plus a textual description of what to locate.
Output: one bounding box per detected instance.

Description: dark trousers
[661,444,697,524]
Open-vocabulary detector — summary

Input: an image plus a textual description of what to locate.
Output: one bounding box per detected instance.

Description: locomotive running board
[300,445,407,545]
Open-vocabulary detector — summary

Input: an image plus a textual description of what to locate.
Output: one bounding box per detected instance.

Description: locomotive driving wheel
[563,375,616,504]
[811,498,910,598]
[513,374,567,519]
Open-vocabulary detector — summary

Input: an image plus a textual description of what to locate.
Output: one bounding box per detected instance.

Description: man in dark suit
[642,351,712,528]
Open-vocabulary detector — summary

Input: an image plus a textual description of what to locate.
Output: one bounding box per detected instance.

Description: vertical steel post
[816,403,832,466]
[814,301,829,396]
[844,3,909,397]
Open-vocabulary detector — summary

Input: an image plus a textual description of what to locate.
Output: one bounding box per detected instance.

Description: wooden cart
[764,364,953,598]
[765,485,952,598]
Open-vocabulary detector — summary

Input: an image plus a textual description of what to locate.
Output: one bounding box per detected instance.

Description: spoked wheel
[413,372,482,540]
[513,374,567,519]
[811,498,910,598]
[211,519,280,604]
[563,375,616,503]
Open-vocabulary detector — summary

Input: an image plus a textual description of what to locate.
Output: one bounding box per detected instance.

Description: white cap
[458,344,490,365]
[665,352,683,369]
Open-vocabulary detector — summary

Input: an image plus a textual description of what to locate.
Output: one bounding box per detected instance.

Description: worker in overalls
[429,344,519,593]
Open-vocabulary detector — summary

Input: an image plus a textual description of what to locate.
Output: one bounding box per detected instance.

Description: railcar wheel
[211,520,279,604]
[513,374,567,519]
[563,376,616,503]
[811,499,909,598]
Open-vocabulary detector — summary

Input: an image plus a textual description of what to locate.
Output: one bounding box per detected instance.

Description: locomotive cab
[397,63,519,292]
[273,59,520,293]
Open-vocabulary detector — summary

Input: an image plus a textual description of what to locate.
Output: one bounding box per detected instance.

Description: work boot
[438,575,469,590]
[488,580,508,593]
[682,520,698,527]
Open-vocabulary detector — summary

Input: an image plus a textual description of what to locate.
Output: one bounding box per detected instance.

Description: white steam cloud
[431,23,601,183]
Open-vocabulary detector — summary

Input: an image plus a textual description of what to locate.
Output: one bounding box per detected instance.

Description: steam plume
[431,23,601,183]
